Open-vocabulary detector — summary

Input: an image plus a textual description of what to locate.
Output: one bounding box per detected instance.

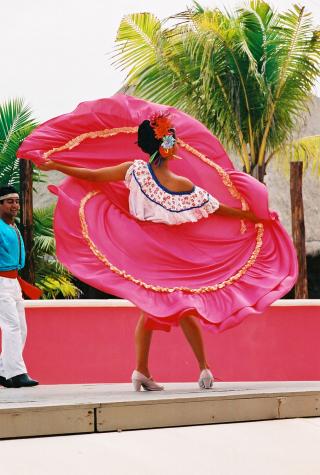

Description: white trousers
[0,277,27,379]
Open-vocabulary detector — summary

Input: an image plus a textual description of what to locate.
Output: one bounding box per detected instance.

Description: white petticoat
[125,160,219,225]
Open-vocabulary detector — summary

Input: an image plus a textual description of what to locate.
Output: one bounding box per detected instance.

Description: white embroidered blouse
[125,160,219,225]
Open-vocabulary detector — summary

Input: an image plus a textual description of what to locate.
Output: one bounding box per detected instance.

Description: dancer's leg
[134,313,153,377]
[132,313,163,391]
[180,315,210,371]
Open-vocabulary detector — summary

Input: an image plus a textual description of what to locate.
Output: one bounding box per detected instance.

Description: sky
[1,0,319,122]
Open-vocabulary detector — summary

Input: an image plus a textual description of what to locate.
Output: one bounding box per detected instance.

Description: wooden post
[19,159,35,284]
[290,161,308,298]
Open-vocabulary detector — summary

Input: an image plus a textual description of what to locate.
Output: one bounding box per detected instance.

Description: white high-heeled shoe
[198,369,214,389]
[131,370,164,392]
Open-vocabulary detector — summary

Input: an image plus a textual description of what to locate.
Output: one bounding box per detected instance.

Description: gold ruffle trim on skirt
[79,190,264,294]
[43,126,249,232]
[43,127,138,160]
[43,125,264,293]
[177,139,249,233]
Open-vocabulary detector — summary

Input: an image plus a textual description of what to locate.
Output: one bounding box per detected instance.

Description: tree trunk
[251,163,266,183]
[290,161,308,298]
[19,159,35,284]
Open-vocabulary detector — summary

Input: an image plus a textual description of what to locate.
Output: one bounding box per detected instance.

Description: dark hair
[0,185,19,204]
[137,120,162,156]
[137,119,176,166]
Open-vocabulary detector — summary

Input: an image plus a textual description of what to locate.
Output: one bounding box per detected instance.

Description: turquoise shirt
[0,219,25,271]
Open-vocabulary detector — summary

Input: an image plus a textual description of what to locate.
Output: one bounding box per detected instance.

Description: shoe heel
[198,369,214,389]
[202,377,213,389]
[132,379,142,391]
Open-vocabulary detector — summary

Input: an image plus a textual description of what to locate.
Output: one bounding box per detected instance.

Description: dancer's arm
[216,204,260,223]
[38,160,133,182]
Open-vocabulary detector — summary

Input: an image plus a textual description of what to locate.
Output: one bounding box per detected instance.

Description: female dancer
[18,95,298,391]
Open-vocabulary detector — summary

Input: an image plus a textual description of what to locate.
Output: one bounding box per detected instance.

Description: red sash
[0,270,42,300]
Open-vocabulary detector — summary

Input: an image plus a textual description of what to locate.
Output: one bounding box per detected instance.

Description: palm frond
[33,205,56,256]
[258,4,320,163]
[36,274,80,300]
[0,98,38,188]
[114,13,191,109]
[112,3,320,178]
[113,13,162,79]
[0,98,37,151]
[32,204,81,298]
[270,135,320,176]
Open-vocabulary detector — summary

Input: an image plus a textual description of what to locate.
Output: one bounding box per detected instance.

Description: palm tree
[0,98,79,298]
[114,1,320,181]
[0,98,38,188]
[114,2,320,298]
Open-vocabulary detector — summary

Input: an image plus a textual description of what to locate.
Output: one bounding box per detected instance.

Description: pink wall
[18,301,320,384]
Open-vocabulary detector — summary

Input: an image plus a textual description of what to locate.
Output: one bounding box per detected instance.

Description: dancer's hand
[244,210,261,223]
[269,211,279,221]
[216,204,262,223]
[38,160,57,171]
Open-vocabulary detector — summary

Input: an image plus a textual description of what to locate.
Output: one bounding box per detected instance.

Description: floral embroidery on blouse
[125,160,219,225]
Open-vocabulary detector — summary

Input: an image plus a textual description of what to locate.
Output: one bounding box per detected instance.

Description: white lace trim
[125,160,219,225]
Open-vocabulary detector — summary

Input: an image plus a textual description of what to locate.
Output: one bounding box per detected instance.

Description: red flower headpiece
[149,111,177,163]
[150,112,173,140]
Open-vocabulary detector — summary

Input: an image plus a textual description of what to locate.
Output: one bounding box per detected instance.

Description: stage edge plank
[96,394,320,432]
[0,407,94,439]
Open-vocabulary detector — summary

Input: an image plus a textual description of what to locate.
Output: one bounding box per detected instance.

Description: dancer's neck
[151,158,170,172]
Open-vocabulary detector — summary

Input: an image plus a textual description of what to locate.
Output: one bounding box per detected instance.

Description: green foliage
[32,205,81,299]
[33,204,56,254]
[0,98,39,189]
[114,2,320,177]
[271,134,320,176]
[37,274,80,300]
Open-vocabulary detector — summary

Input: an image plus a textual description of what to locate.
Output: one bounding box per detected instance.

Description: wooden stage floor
[1,381,320,439]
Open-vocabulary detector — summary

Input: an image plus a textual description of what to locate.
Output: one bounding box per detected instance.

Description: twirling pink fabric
[18,94,298,333]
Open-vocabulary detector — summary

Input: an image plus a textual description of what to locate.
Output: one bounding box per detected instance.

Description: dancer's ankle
[136,367,150,378]
[199,363,210,371]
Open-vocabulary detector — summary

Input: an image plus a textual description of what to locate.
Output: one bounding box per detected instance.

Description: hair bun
[137,120,161,155]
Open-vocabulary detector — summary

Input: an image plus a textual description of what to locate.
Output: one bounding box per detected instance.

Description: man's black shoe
[0,376,13,388]
[11,373,39,388]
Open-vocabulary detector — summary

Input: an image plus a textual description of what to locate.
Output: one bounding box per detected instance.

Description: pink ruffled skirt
[18,95,298,333]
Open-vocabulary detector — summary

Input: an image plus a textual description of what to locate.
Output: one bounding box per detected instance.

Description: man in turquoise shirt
[0,185,38,388]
